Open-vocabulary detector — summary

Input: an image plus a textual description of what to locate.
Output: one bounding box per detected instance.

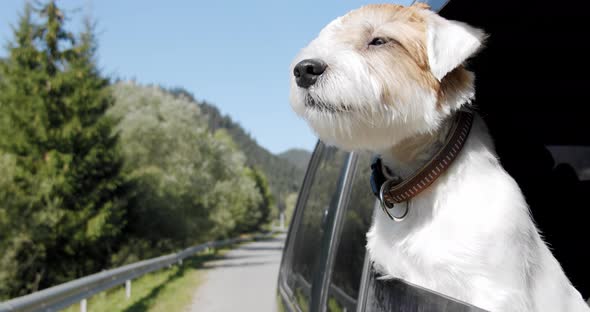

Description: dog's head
[290,3,486,150]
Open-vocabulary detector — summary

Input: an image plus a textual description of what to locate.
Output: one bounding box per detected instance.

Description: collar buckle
[371,157,407,221]
[379,179,409,222]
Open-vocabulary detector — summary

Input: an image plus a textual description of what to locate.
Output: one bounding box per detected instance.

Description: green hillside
[279,148,312,172]
[166,88,307,208]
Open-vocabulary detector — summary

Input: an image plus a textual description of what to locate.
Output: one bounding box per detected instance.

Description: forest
[0,2,309,299]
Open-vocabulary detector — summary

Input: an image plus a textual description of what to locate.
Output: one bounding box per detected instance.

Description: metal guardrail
[0,232,276,312]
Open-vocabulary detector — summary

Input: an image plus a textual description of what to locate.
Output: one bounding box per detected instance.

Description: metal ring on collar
[379,180,409,222]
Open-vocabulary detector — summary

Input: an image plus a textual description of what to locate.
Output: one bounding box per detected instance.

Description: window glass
[284,145,349,312]
[539,145,590,297]
[327,151,376,312]
[546,145,590,180]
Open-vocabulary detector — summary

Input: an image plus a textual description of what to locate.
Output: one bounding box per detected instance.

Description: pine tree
[0,2,127,298]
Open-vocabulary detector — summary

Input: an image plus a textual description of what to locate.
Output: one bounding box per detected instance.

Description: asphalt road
[189,234,286,312]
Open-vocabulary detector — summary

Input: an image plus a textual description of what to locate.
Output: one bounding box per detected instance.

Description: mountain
[166,87,306,207]
[279,148,312,172]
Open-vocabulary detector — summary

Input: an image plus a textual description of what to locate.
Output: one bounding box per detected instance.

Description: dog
[289,3,589,311]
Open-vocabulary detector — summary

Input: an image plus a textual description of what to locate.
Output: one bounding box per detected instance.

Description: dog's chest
[378,213,475,291]
[367,170,509,301]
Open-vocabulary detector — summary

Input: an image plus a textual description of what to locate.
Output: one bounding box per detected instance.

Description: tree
[167,87,297,223]
[0,2,127,298]
[245,167,274,231]
[207,129,264,237]
[109,83,215,258]
[108,84,266,262]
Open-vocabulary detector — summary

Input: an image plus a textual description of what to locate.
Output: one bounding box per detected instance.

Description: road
[189,234,286,312]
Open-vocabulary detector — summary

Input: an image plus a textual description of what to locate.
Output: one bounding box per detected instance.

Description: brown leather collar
[371,111,474,218]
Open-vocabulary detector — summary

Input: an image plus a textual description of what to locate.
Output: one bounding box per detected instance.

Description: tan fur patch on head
[334,4,440,107]
[411,2,431,10]
[337,4,430,64]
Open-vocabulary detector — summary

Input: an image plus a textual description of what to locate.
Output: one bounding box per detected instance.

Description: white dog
[289,3,588,311]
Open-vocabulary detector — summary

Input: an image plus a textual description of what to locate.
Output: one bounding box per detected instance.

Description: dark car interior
[441,0,590,299]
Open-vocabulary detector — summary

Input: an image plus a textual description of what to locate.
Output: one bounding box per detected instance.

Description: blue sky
[1,0,410,154]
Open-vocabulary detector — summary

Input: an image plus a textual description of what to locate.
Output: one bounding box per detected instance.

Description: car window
[326,151,375,312]
[539,145,590,297]
[546,145,590,180]
[284,145,350,312]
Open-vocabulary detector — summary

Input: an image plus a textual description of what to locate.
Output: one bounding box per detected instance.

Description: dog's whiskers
[305,93,353,114]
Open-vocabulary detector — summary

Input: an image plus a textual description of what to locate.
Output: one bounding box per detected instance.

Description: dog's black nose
[294,59,327,89]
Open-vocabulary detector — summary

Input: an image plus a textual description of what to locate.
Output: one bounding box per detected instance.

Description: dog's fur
[289,3,589,311]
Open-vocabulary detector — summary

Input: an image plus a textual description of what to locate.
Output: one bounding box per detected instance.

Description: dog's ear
[425,13,486,81]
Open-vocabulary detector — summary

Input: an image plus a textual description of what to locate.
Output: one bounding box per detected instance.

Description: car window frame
[278,141,358,312]
[311,151,357,311]
[279,142,367,312]
[278,141,324,308]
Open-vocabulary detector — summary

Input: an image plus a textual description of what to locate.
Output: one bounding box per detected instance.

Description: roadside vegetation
[0,1,302,300]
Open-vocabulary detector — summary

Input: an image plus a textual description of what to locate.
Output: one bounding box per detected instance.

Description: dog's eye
[369,37,387,46]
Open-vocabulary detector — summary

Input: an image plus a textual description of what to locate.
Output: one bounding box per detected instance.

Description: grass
[63,247,230,312]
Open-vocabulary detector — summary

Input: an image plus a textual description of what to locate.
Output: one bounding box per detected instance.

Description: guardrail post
[125,280,131,299]
[280,212,285,230]
[80,298,87,312]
